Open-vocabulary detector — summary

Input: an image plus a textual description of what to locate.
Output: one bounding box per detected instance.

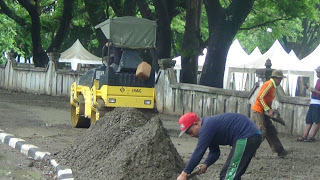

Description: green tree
[0,15,21,63]
[199,0,319,88]
[137,0,182,70]
[47,0,74,53]
[0,0,73,67]
[83,0,138,55]
[199,0,255,88]
[282,17,320,59]
[236,0,319,57]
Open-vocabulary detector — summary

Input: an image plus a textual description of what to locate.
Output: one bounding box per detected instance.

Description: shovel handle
[188,169,200,178]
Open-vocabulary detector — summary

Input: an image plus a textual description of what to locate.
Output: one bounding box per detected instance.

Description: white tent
[172,39,315,96]
[297,44,320,86]
[299,44,320,71]
[246,40,300,69]
[225,40,315,96]
[224,39,250,90]
[173,48,206,71]
[198,48,207,71]
[230,47,263,91]
[59,39,102,70]
[226,39,250,67]
[289,50,300,61]
[173,48,207,82]
[240,40,303,96]
[249,47,262,60]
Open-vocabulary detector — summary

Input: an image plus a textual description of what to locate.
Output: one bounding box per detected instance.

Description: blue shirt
[184,113,260,174]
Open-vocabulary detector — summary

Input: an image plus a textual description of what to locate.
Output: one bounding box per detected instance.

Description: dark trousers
[220,134,262,180]
[251,111,285,153]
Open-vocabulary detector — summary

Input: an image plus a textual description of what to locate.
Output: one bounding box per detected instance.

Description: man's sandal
[296,136,308,142]
[307,137,316,142]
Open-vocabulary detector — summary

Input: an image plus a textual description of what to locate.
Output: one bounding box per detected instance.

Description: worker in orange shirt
[251,69,288,158]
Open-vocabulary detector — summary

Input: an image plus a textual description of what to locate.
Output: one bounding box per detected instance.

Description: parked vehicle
[70,16,157,128]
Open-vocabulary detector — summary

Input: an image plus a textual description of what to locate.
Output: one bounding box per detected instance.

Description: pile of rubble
[55,108,188,180]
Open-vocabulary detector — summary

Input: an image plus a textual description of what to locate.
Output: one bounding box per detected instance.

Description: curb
[0,129,74,180]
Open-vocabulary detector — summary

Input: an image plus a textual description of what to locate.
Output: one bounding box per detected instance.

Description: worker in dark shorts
[176,112,262,180]
[296,66,320,142]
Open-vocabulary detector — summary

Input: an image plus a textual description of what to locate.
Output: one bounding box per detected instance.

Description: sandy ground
[0,89,319,180]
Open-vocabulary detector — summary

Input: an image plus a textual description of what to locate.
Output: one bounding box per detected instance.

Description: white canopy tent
[225,39,250,67]
[173,48,206,82]
[250,47,263,59]
[226,40,314,96]
[224,39,251,90]
[59,39,102,70]
[289,50,300,61]
[246,40,301,96]
[228,46,264,91]
[245,40,300,69]
[172,39,316,97]
[173,48,206,71]
[297,44,320,87]
[299,44,320,70]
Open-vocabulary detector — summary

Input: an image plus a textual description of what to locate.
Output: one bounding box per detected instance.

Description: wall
[0,55,81,96]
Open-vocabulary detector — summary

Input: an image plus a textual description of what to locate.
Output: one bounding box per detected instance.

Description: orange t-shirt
[252,79,277,114]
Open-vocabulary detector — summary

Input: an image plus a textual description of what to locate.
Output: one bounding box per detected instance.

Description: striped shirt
[252,78,277,114]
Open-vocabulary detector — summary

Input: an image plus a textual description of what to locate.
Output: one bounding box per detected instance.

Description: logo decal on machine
[132,89,142,93]
[120,87,125,93]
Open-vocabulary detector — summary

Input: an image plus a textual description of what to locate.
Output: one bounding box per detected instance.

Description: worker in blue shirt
[177,112,262,180]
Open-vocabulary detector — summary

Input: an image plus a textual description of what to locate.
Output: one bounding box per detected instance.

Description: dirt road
[0,89,319,180]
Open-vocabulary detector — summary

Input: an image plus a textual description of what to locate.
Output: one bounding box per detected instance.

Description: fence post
[255,59,273,84]
[4,52,17,89]
[156,58,176,113]
[47,52,60,95]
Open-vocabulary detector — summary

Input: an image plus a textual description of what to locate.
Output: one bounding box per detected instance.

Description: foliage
[0,15,24,63]
[171,4,209,58]
[171,7,185,57]
[59,0,92,52]
[236,0,319,54]
[1,0,320,69]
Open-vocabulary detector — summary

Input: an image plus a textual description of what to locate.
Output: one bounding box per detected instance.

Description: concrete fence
[0,57,315,138]
[0,54,81,96]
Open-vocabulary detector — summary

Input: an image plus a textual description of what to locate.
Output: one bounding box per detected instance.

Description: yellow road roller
[70,16,157,128]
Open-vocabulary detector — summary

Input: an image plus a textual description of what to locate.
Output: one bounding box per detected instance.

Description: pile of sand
[55,108,189,180]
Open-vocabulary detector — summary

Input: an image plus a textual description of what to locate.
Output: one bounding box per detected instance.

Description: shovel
[264,109,285,126]
[188,169,200,179]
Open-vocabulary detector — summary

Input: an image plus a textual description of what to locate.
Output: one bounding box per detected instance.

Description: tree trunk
[200,0,255,88]
[180,0,202,84]
[136,0,155,20]
[47,0,74,53]
[153,0,173,71]
[83,0,108,56]
[123,0,137,16]
[0,0,28,27]
[109,0,124,17]
[17,0,48,67]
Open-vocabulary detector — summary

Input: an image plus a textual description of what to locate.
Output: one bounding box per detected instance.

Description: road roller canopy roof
[95,16,157,49]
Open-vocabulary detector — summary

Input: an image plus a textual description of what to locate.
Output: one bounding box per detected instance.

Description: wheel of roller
[71,95,90,128]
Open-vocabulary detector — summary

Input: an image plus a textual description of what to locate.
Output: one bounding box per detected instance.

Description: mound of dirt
[55,108,188,180]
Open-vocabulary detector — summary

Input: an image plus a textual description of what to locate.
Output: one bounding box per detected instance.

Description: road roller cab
[70,16,157,128]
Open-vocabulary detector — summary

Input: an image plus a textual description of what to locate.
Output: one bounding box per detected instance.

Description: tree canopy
[0,0,320,87]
